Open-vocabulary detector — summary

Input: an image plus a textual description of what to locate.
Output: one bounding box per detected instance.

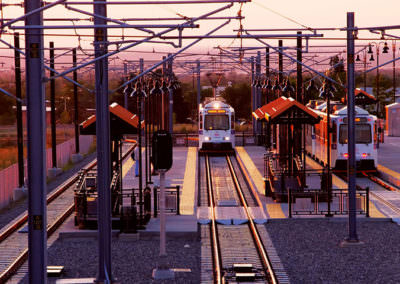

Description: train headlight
[362,153,369,158]
[224,136,230,141]
[204,136,211,141]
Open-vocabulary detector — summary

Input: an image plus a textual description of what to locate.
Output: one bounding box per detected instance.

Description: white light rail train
[306,102,378,170]
[198,100,235,152]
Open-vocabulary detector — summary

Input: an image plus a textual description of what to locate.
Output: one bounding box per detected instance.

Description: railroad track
[0,145,135,283]
[202,153,278,284]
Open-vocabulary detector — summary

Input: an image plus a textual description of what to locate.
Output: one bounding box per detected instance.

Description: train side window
[199,114,203,130]
[231,113,235,130]
[331,122,337,143]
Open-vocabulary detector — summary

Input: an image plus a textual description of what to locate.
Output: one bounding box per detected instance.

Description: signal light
[362,153,368,158]
[343,153,349,159]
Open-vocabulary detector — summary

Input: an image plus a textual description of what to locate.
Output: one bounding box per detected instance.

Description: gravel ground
[266,219,400,284]
[0,153,96,231]
[42,236,200,283]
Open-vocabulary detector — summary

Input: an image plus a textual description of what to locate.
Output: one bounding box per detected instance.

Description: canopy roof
[341,88,377,105]
[252,96,320,124]
[80,102,143,137]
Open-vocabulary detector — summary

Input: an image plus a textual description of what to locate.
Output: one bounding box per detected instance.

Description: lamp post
[392,41,396,103]
[319,80,335,217]
[355,49,368,92]
[368,41,389,116]
[130,80,147,224]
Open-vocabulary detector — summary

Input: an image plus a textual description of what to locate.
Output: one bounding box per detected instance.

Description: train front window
[204,114,229,130]
[339,124,372,144]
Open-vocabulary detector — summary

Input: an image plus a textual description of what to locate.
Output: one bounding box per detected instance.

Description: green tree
[221,83,251,119]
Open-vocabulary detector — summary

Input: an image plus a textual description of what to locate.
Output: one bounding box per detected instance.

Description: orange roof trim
[82,102,143,129]
[253,96,320,122]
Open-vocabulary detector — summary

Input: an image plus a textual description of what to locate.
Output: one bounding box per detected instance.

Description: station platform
[118,143,400,229]
[377,134,400,188]
[239,146,389,219]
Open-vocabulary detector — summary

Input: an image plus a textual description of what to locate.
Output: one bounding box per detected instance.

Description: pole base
[48,167,62,178]
[339,239,364,247]
[152,268,175,280]
[325,213,334,217]
[13,186,27,201]
[71,153,83,163]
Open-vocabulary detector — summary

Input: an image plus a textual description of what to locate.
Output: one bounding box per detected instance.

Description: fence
[0,135,94,210]
[287,187,369,217]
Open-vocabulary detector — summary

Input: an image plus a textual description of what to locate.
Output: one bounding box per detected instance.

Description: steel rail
[0,145,135,282]
[226,155,277,284]
[205,155,222,284]
[0,159,96,244]
[361,172,400,193]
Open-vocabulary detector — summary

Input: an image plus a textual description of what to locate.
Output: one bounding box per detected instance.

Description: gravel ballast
[265,219,400,283]
[44,236,200,283]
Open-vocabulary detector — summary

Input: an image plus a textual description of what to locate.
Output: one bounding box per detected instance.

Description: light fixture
[367,44,373,54]
[150,80,162,96]
[271,79,281,91]
[369,54,375,61]
[355,54,361,62]
[383,42,389,54]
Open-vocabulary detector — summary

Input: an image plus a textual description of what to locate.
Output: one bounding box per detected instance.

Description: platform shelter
[253,96,320,200]
[78,102,143,229]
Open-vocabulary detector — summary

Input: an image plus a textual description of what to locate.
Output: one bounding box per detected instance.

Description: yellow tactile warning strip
[307,156,387,218]
[180,147,197,215]
[369,200,387,218]
[236,147,265,195]
[266,204,286,218]
[236,147,286,218]
[378,164,400,179]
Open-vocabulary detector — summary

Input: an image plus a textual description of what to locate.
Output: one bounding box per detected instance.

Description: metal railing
[153,185,180,217]
[287,187,370,217]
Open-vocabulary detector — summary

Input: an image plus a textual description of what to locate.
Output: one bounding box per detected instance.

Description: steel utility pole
[278,40,283,86]
[14,33,24,189]
[345,11,359,243]
[256,51,261,141]
[168,54,174,132]
[73,48,80,157]
[251,56,255,136]
[93,0,113,281]
[25,0,47,282]
[49,42,57,169]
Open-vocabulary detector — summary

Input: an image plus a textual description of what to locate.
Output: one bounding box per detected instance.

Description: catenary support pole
[73,48,80,154]
[197,60,201,107]
[14,33,24,188]
[346,11,359,242]
[25,0,47,282]
[256,51,261,140]
[251,56,255,136]
[124,62,128,109]
[139,58,144,218]
[278,40,283,85]
[49,42,57,168]
[93,0,113,281]
[168,54,174,133]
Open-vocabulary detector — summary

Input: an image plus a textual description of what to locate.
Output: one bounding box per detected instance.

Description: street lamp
[368,41,389,117]
[282,79,295,98]
[130,80,147,224]
[319,80,335,217]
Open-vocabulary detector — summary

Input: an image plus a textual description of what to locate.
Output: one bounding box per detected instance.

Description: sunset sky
[0,0,399,72]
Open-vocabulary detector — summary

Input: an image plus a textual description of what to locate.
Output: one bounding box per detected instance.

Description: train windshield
[339,124,372,144]
[204,114,229,130]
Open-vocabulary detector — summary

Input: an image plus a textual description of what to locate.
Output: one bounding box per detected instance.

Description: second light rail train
[306,101,378,170]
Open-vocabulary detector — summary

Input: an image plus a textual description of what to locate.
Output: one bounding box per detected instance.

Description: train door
[330,120,338,168]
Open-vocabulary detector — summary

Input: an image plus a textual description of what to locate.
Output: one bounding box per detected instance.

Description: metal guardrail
[287,187,370,217]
